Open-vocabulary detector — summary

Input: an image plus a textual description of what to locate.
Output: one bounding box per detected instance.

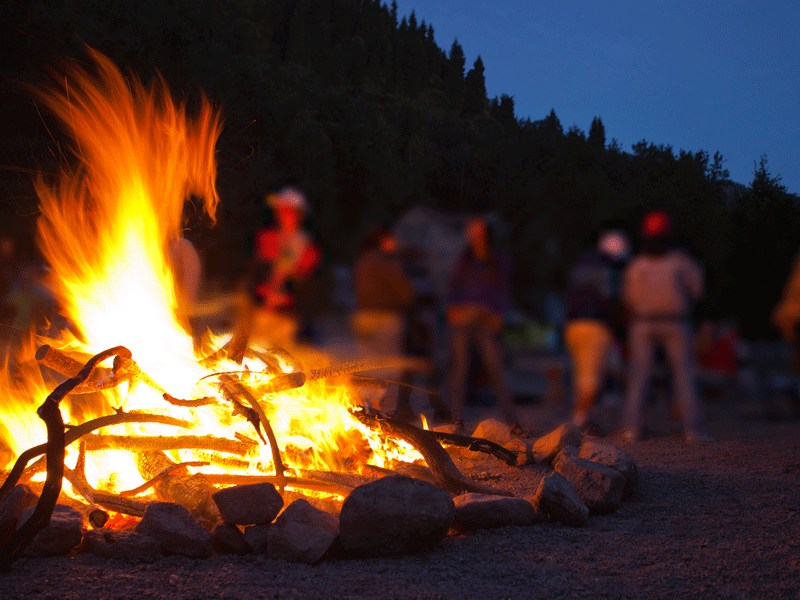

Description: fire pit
[0,50,636,571]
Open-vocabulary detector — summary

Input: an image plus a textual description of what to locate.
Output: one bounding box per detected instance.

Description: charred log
[353,411,514,498]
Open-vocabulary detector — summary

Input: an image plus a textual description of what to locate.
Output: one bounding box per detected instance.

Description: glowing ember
[0,49,420,501]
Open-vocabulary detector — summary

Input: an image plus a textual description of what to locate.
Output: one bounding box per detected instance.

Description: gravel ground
[1,400,799,600]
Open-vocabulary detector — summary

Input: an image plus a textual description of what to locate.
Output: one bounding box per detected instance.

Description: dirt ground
[0,398,799,600]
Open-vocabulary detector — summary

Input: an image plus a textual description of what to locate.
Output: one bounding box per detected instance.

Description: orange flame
[0,49,420,496]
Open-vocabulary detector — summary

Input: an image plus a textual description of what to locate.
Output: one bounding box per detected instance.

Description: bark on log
[0,346,131,572]
[82,434,256,456]
[431,431,518,466]
[202,474,353,497]
[353,411,514,497]
[135,451,219,521]
[1,410,194,499]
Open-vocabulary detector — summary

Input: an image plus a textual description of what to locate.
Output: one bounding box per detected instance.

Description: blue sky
[394,1,800,194]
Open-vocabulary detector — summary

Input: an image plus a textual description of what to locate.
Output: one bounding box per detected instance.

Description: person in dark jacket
[351,226,416,415]
[445,216,529,437]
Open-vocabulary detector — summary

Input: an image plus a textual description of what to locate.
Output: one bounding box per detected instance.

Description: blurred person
[248,187,320,348]
[622,211,713,443]
[351,225,415,416]
[564,230,630,436]
[771,253,800,419]
[398,246,453,423]
[446,216,529,437]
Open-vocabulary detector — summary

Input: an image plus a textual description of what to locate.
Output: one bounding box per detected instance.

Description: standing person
[446,216,529,437]
[564,230,629,436]
[622,211,714,443]
[351,225,415,416]
[249,187,320,348]
[771,252,800,419]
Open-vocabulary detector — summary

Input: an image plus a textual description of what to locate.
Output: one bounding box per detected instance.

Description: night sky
[395,0,800,194]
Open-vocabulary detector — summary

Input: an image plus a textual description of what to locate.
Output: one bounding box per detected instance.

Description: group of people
[564,211,715,443]
[246,188,723,442]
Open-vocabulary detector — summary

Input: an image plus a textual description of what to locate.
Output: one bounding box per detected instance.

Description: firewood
[0,410,194,501]
[430,431,518,466]
[81,434,256,456]
[219,377,286,479]
[0,345,132,572]
[135,451,219,520]
[120,461,210,497]
[353,411,514,498]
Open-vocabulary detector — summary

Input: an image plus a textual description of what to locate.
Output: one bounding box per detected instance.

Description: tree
[443,38,466,106]
[462,55,487,118]
[588,116,605,151]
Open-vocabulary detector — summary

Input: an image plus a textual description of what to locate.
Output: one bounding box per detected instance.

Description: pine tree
[444,38,466,106]
[588,116,606,150]
[462,55,487,118]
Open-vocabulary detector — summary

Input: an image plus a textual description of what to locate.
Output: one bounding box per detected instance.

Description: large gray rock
[135,502,213,558]
[451,493,537,532]
[578,440,639,498]
[266,499,338,564]
[19,504,84,556]
[531,472,589,527]
[554,455,626,513]
[532,423,582,464]
[339,475,455,557]
[472,418,512,445]
[81,529,161,561]
[211,483,284,525]
[213,523,251,555]
[0,484,38,547]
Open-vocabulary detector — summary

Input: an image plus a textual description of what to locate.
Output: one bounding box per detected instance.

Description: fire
[0,49,420,503]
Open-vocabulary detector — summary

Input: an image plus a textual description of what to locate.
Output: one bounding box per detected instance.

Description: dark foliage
[0,0,796,334]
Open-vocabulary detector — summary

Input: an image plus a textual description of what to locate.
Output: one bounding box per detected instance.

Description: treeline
[0,0,797,337]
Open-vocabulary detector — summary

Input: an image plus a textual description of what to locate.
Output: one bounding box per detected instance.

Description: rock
[213,523,250,555]
[532,423,582,464]
[266,499,338,564]
[19,504,83,556]
[555,455,626,513]
[451,493,538,532]
[211,482,284,525]
[578,440,639,498]
[532,472,589,527]
[504,438,533,466]
[81,529,161,561]
[243,523,271,553]
[339,475,455,556]
[552,445,580,470]
[134,502,213,558]
[472,419,512,445]
[0,484,38,547]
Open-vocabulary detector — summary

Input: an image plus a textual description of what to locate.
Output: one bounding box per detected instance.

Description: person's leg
[447,325,471,427]
[661,321,706,438]
[624,321,655,439]
[566,320,612,427]
[474,322,517,426]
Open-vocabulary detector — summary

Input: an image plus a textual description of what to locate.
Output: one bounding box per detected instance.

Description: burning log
[135,451,219,520]
[63,442,149,518]
[353,411,514,498]
[0,409,194,501]
[120,461,210,497]
[0,345,132,572]
[219,377,287,479]
[81,433,256,456]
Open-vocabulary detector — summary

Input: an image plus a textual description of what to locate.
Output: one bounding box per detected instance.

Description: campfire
[0,49,534,568]
[0,50,637,570]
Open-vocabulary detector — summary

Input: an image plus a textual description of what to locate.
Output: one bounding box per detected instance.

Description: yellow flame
[0,49,421,495]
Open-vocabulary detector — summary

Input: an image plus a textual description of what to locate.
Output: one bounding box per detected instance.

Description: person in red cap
[621,211,714,443]
[248,186,320,347]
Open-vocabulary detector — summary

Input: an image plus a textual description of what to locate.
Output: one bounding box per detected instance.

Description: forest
[0,0,797,338]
